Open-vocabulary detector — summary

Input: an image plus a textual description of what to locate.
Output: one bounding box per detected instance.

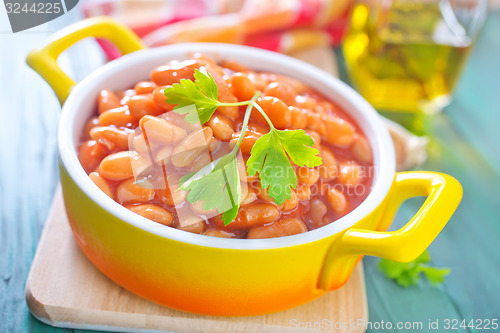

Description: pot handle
[26,17,145,105]
[319,171,462,291]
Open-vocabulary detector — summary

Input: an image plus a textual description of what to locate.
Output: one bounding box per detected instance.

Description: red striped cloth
[82,0,352,58]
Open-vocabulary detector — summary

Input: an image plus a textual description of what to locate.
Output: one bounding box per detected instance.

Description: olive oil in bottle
[343,1,473,113]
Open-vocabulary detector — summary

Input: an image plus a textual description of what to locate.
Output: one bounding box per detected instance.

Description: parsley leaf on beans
[246,129,321,205]
[164,68,322,224]
[163,69,219,124]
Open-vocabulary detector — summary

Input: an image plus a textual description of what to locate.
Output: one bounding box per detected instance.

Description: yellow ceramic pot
[27,18,462,316]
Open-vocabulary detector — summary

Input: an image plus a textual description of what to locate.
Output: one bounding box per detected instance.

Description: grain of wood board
[26,189,367,333]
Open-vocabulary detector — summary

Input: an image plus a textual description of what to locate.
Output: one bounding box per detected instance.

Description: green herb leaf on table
[164,69,219,124]
[420,266,451,286]
[247,129,322,205]
[378,251,450,287]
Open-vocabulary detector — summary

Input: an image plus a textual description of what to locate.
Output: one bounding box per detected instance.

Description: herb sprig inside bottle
[164,68,322,225]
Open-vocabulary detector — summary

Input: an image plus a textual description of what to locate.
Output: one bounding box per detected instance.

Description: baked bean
[139,115,188,145]
[307,131,321,149]
[151,59,201,86]
[208,139,223,155]
[275,74,307,94]
[98,89,121,114]
[90,126,132,150]
[295,95,317,110]
[98,106,135,127]
[208,114,234,141]
[154,145,173,164]
[127,94,163,119]
[352,134,373,163]
[245,122,270,133]
[210,63,226,76]
[264,82,295,106]
[83,117,100,139]
[319,101,338,113]
[132,134,149,154]
[98,151,140,181]
[306,111,321,131]
[230,73,256,101]
[215,203,280,230]
[89,172,114,199]
[289,106,308,129]
[326,187,348,213]
[317,121,327,137]
[247,217,307,239]
[177,216,206,234]
[126,203,173,226]
[116,178,155,204]
[258,73,277,85]
[79,140,109,174]
[237,157,258,182]
[310,198,328,228]
[296,167,320,185]
[161,111,200,133]
[230,129,262,155]
[255,184,276,204]
[255,96,291,129]
[190,151,212,172]
[221,60,250,73]
[171,127,213,168]
[296,184,312,201]
[190,53,217,67]
[157,184,188,206]
[153,86,175,112]
[134,81,157,95]
[203,228,236,238]
[246,73,268,91]
[318,148,337,180]
[282,190,298,211]
[118,91,135,106]
[338,161,363,187]
[121,89,136,98]
[315,104,327,117]
[218,95,239,120]
[243,203,280,225]
[240,187,257,206]
[325,115,355,146]
[212,141,232,160]
[203,65,239,120]
[190,201,217,215]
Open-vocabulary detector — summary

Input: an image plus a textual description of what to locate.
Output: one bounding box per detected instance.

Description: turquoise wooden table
[1,7,499,333]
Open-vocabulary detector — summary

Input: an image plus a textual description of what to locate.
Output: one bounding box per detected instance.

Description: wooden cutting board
[25,46,368,332]
[26,189,367,333]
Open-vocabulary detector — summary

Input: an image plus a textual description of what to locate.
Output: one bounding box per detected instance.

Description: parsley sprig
[378,251,450,287]
[164,69,253,124]
[164,68,322,225]
[176,93,260,224]
[247,102,322,205]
